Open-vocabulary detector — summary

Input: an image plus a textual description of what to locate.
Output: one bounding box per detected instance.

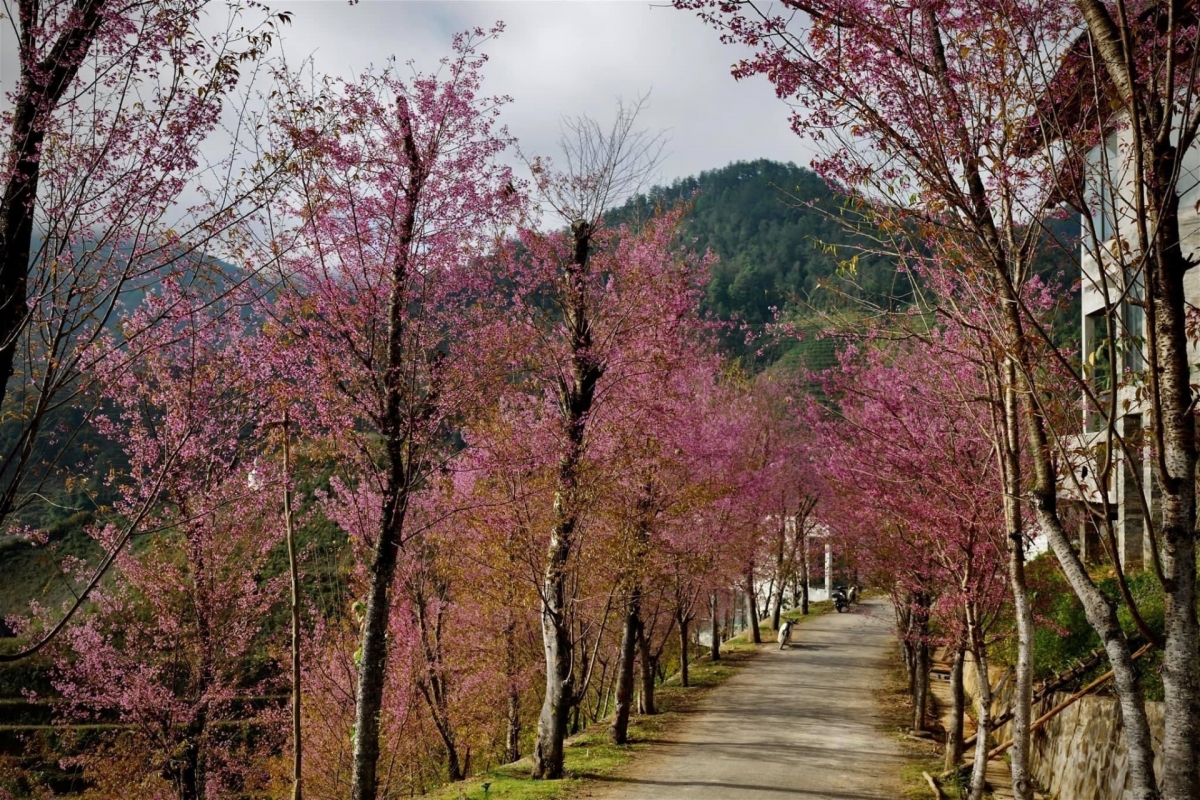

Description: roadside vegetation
[425,604,831,800]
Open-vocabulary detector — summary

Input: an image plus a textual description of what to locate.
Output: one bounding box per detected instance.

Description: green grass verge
[426,604,833,800]
[873,645,961,799]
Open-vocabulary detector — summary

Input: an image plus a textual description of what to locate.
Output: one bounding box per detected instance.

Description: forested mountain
[611,159,1079,367]
[613,161,908,318]
[609,160,912,369]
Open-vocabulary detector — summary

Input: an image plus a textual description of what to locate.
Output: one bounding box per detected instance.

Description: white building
[1064,120,1200,570]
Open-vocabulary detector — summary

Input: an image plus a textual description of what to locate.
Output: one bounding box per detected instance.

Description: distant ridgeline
[0,243,258,622]
[607,159,1080,370]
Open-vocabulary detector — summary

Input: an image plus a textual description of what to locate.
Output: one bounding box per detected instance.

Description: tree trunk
[179,733,202,800]
[800,543,810,615]
[945,643,965,773]
[610,589,641,744]
[912,639,929,733]
[600,663,615,721]
[531,221,601,781]
[443,737,463,782]
[505,687,521,764]
[744,571,761,644]
[908,593,932,733]
[1007,541,1035,800]
[346,504,404,796]
[1142,184,1200,799]
[283,418,303,800]
[1013,392,1162,800]
[532,554,573,779]
[591,661,608,723]
[710,592,721,663]
[0,0,107,428]
[967,640,993,800]
[770,522,786,630]
[896,595,918,704]
[179,531,214,800]
[350,112,424,800]
[678,615,690,688]
[1036,508,1160,794]
[173,702,208,800]
[904,640,917,701]
[1001,357,1034,800]
[420,679,463,782]
[413,575,464,783]
[637,623,656,715]
[503,612,521,764]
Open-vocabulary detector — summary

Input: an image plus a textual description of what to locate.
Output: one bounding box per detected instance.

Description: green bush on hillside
[994,554,1168,701]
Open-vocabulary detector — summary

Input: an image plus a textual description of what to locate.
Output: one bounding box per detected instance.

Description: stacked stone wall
[960,657,1164,799]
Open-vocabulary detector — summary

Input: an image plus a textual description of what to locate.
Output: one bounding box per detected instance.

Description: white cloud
[270,1,816,183]
[1,1,818,207]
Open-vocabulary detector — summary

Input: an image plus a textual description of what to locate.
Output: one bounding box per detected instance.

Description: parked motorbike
[832,586,849,613]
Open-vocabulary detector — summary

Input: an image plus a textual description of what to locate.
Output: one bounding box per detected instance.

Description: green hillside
[609,159,911,369]
[612,159,1079,369]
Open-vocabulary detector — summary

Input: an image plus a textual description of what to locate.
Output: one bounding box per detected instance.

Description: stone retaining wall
[960,657,1164,799]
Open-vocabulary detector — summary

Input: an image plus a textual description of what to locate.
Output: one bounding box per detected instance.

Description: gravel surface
[587,597,909,799]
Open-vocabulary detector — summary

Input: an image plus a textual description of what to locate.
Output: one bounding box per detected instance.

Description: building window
[1086,310,1114,394]
[1101,134,1120,241]
[1085,298,1145,431]
[1087,133,1121,245]
[1124,303,1146,371]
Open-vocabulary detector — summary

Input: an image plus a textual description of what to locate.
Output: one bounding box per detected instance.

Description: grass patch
[426,604,834,800]
[873,648,957,800]
[423,650,753,800]
[784,600,833,621]
[752,600,834,643]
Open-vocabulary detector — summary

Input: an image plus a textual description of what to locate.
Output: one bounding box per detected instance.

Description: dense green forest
[611,160,910,339]
[613,158,1079,367]
[609,160,929,374]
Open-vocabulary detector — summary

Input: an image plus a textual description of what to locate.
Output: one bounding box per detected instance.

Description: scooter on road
[832,586,850,613]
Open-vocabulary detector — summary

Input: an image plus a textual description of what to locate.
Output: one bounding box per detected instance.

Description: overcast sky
[268,1,813,185]
[1,2,816,191]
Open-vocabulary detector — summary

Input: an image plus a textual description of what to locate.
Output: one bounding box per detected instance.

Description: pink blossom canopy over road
[807,330,1009,640]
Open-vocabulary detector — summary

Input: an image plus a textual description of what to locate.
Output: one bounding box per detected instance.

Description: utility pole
[825,543,833,597]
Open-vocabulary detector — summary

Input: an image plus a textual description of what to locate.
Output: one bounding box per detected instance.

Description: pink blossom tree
[0,0,292,533]
[0,0,299,659]
[258,28,521,799]
[600,352,732,740]
[49,284,283,799]
[500,207,707,777]
[809,332,1009,796]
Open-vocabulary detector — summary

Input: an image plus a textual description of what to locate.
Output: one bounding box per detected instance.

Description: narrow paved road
[590,597,909,800]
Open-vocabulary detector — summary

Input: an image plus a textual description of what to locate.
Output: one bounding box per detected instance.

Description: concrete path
[590,598,909,800]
